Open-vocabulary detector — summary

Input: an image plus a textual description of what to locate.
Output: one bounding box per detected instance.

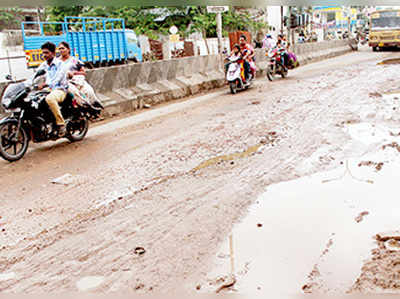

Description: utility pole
[216,12,223,54]
[287,6,291,46]
[281,6,284,34]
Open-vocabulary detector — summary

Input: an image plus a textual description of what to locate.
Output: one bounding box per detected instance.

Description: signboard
[25,49,44,68]
[25,49,66,68]
[207,6,229,13]
[169,25,178,35]
[169,34,180,43]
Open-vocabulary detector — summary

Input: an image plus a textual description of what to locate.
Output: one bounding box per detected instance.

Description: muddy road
[0,46,399,294]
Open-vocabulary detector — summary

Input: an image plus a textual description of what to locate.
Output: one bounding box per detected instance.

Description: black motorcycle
[0,70,103,162]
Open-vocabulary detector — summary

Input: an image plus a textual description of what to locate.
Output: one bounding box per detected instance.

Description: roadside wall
[0,39,355,117]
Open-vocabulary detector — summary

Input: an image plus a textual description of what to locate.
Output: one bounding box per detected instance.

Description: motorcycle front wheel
[67,118,89,142]
[0,120,29,162]
[266,65,275,81]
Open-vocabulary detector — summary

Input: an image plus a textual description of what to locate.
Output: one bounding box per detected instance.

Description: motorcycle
[0,70,103,162]
[266,47,288,81]
[225,56,254,94]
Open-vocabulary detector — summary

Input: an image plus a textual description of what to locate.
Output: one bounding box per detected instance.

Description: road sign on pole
[206,6,229,54]
[169,26,178,35]
[207,6,229,13]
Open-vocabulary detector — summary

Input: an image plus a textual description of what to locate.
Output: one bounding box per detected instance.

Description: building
[0,7,42,31]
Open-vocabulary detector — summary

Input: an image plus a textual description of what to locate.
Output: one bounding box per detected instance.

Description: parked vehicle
[266,47,288,81]
[22,16,142,68]
[369,9,400,51]
[0,70,102,162]
[225,56,253,94]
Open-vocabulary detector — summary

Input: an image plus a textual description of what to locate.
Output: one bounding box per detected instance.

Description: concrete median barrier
[0,39,355,118]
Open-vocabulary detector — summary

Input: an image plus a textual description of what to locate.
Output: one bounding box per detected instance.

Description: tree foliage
[0,8,23,29]
[44,6,268,39]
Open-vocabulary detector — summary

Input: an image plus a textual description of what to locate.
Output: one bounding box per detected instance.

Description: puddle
[76,276,105,291]
[204,122,400,294]
[191,132,279,172]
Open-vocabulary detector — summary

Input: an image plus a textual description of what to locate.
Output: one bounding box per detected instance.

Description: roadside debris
[376,231,400,242]
[369,92,382,98]
[215,274,236,293]
[355,211,369,223]
[51,173,78,186]
[134,247,146,256]
[382,142,400,152]
[76,276,105,291]
[358,161,384,171]
[250,100,260,105]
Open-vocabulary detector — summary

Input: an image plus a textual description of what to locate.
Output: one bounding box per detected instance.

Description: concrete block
[114,88,138,101]
[128,63,141,87]
[136,62,152,85]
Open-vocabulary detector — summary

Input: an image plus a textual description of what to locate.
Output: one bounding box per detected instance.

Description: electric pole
[216,12,222,53]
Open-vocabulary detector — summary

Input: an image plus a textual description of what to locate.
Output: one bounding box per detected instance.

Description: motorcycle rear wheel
[0,120,29,162]
[67,118,89,142]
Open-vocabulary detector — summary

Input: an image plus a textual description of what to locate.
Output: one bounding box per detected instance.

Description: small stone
[196,285,201,290]
[257,223,263,227]
[230,161,234,165]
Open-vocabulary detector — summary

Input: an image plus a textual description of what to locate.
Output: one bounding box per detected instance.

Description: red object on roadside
[228,31,252,51]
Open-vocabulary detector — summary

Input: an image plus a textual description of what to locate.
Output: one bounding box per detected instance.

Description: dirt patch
[349,232,400,293]
[302,235,335,293]
[369,92,383,98]
[355,211,369,223]
[358,161,384,171]
[382,142,400,152]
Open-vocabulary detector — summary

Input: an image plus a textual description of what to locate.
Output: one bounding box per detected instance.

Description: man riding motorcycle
[239,35,256,81]
[36,42,68,136]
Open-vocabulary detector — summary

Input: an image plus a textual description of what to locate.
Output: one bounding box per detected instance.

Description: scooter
[225,56,253,94]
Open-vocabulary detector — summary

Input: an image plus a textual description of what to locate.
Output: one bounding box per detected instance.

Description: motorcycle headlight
[2,97,11,109]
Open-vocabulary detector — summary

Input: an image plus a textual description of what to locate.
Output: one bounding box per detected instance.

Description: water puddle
[191,132,279,172]
[203,122,400,295]
[76,276,105,291]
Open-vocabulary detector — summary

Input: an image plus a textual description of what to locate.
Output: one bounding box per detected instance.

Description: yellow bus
[369,9,400,51]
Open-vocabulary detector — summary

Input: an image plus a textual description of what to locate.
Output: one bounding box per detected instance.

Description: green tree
[44,6,268,39]
[0,8,22,30]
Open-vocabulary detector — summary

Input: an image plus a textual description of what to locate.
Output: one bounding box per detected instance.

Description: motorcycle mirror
[34,69,46,79]
[5,74,12,81]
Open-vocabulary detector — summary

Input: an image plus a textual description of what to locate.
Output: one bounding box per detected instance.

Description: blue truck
[22,16,142,68]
